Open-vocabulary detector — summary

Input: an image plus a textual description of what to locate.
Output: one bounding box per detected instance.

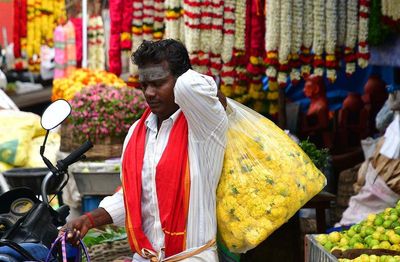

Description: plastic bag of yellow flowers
[217,98,326,253]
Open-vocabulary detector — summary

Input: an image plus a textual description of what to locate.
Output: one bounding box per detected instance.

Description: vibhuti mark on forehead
[138,65,170,82]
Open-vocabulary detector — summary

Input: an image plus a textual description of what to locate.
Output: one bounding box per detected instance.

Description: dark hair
[132,39,192,78]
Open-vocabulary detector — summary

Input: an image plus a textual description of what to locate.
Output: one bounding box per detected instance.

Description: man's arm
[174,69,228,140]
[61,208,113,245]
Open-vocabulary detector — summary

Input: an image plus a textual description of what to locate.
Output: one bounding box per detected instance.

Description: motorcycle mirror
[41,99,71,130]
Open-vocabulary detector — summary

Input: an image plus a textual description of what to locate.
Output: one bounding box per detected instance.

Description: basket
[88,238,132,262]
[60,124,124,160]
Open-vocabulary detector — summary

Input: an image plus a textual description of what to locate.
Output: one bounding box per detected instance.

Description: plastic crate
[72,172,120,196]
[304,234,338,262]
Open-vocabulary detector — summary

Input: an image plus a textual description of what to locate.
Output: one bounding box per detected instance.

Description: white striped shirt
[99,69,228,261]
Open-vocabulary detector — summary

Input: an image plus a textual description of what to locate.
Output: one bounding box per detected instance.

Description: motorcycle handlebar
[57,140,93,171]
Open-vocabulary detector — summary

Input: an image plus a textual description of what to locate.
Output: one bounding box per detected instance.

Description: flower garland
[153,0,165,40]
[13,0,27,59]
[289,0,302,85]
[165,0,182,39]
[143,0,155,40]
[337,0,346,48]
[265,0,280,81]
[246,0,266,78]
[128,0,143,86]
[109,0,123,76]
[325,0,338,82]
[183,0,201,55]
[88,16,105,71]
[358,0,370,69]
[300,0,313,77]
[221,0,236,64]
[381,0,400,24]
[209,0,224,76]
[232,0,248,99]
[312,0,325,77]
[120,0,133,50]
[219,0,236,93]
[277,0,292,87]
[344,0,358,76]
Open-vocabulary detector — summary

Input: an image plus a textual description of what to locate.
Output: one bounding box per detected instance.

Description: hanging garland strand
[219,0,236,97]
[300,0,313,78]
[312,0,325,77]
[325,0,338,82]
[344,0,358,76]
[289,0,303,85]
[165,0,182,39]
[358,0,370,68]
[277,0,292,87]
[265,0,280,81]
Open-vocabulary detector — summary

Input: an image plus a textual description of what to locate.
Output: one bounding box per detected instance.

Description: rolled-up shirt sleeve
[98,121,139,227]
[99,189,126,227]
[174,69,227,141]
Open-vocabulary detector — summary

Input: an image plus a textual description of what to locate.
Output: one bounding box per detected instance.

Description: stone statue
[300,75,332,148]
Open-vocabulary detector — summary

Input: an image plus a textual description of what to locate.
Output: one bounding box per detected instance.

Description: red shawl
[122,108,191,258]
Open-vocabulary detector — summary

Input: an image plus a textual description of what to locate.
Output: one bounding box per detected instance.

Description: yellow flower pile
[52,69,127,101]
[217,99,326,253]
[26,0,65,72]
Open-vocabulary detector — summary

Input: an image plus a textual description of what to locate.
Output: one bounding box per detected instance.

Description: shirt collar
[145,109,182,132]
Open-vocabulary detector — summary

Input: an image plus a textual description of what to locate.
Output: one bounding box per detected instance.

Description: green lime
[379,240,391,249]
[365,226,375,235]
[380,234,389,242]
[324,241,333,251]
[395,226,400,235]
[392,221,400,228]
[346,228,356,237]
[370,239,380,247]
[383,220,393,229]
[390,214,399,222]
[374,216,384,226]
[372,231,381,240]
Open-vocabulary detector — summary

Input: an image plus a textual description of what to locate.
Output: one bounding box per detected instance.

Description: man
[62,39,228,261]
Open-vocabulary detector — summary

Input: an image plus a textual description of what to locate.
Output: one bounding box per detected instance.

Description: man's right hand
[59,207,113,246]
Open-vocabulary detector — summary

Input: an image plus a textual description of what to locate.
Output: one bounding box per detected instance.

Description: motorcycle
[0,99,93,261]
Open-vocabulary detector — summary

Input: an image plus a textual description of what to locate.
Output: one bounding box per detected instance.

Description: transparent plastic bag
[216,99,326,253]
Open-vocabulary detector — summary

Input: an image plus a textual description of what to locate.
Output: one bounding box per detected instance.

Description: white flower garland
[234,0,246,51]
[312,0,325,76]
[278,0,292,86]
[210,0,223,56]
[337,0,347,47]
[143,0,155,41]
[165,0,182,40]
[129,0,143,75]
[200,2,212,55]
[183,0,200,54]
[221,0,235,63]
[382,0,400,21]
[153,0,164,40]
[325,0,337,82]
[265,0,280,79]
[290,0,303,84]
[345,0,358,76]
[300,0,313,77]
[358,0,370,68]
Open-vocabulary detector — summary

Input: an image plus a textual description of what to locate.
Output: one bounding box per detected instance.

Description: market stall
[1,0,400,261]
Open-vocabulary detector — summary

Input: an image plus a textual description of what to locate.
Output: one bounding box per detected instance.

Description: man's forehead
[138,64,171,82]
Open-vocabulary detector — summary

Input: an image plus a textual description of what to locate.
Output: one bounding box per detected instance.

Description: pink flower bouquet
[68,84,146,143]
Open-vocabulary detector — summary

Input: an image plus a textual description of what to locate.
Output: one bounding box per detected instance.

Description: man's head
[132,39,192,121]
[304,74,325,98]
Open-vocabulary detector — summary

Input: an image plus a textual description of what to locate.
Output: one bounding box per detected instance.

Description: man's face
[138,62,179,120]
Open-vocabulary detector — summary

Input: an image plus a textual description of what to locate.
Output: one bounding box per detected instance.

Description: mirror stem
[40,130,58,175]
